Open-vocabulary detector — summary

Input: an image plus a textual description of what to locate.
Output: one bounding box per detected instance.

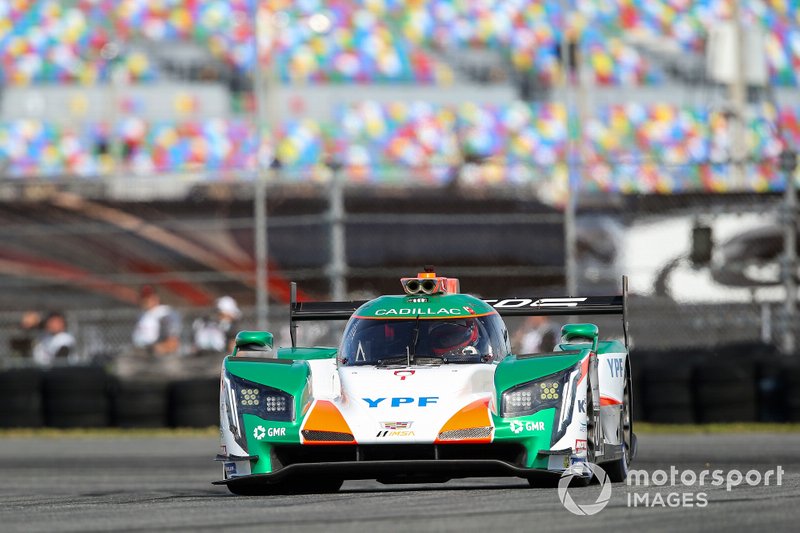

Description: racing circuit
[1,431,798,532]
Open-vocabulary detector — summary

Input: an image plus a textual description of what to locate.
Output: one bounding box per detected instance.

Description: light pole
[780,148,797,355]
[559,3,581,298]
[251,1,271,330]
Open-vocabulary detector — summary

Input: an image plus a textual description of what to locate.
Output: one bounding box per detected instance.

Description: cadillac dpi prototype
[214,271,635,495]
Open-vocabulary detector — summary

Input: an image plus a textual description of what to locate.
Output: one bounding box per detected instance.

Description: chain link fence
[0,187,797,365]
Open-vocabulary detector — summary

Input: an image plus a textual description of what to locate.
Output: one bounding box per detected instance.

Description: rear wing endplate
[289,276,630,349]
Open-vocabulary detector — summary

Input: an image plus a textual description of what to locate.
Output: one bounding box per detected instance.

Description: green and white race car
[214,271,635,495]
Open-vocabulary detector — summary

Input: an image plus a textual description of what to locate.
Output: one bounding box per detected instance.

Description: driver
[429,319,481,360]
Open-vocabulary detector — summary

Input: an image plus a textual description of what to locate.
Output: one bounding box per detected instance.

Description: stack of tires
[0,368,44,428]
[780,364,800,423]
[639,359,695,424]
[42,367,110,427]
[693,361,757,423]
[111,380,169,428]
[169,377,219,428]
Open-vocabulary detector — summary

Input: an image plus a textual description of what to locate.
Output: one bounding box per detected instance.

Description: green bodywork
[276,347,337,360]
[560,323,599,351]
[232,331,273,356]
[224,356,312,474]
[354,293,496,318]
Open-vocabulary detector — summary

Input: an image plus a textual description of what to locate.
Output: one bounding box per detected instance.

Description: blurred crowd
[6,285,566,380]
[7,286,244,380]
[2,103,798,197]
[2,1,800,86]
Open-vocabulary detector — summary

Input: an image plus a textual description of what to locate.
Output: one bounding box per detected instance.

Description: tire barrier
[783,364,800,423]
[693,362,758,423]
[43,366,110,428]
[0,368,44,428]
[756,362,788,422]
[630,361,645,423]
[168,377,219,428]
[640,360,696,424]
[4,350,800,428]
[111,379,169,428]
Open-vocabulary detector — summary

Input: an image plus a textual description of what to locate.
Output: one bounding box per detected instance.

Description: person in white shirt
[132,285,182,356]
[32,311,76,366]
[513,315,560,354]
[192,295,242,354]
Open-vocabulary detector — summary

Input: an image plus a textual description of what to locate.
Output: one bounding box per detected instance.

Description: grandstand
[1,1,799,191]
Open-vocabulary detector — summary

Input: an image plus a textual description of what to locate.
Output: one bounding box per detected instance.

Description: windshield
[339,314,510,366]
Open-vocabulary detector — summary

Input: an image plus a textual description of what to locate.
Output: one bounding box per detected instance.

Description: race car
[214,270,635,495]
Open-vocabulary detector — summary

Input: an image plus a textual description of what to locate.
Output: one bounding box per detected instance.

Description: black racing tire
[698,406,758,423]
[170,405,218,428]
[227,477,343,496]
[645,407,695,424]
[112,380,169,428]
[290,477,344,494]
[695,385,756,405]
[602,366,633,483]
[694,361,757,423]
[227,483,288,496]
[0,368,43,392]
[169,378,219,427]
[585,372,598,467]
[0,368,44,428]
[43,367,109,393]
[47,412,111,428]
[781,365,800,422]
[42,366,110,427]
[641,361,694,423]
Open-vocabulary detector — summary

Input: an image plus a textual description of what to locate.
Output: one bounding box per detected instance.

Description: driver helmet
[430,319,480,357]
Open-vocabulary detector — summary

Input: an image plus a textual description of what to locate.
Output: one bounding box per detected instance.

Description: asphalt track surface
[1,433,799,532]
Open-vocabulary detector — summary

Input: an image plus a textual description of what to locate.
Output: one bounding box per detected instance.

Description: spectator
[132,285,182,356]
[513,315,560,354]
[192,296,242,354]
[8,311,41,359]
[32,311,76,366]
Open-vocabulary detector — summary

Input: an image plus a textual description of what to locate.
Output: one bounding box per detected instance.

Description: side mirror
[560,323,599,352]
[233,331,274,357]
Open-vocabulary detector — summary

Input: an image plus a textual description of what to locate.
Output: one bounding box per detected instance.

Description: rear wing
[289,276,629,349]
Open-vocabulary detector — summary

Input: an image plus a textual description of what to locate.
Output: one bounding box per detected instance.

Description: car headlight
[226,371,294,422]
[501,363,581,445]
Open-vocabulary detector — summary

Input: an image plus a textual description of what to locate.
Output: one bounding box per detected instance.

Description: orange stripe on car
[301,400,355,445]
[600,396,622,406]
[435,398,493,444]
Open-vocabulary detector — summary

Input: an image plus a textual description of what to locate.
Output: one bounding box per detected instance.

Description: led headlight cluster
[501,369,571,418]
[264,395,287,413]
[501,363,581,447]
[240,388,260,407]
[539,382,560,400]
[226,371,294,422]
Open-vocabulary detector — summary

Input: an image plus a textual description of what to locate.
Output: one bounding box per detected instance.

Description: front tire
[227,477,343,496]
[602,369,633,482]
